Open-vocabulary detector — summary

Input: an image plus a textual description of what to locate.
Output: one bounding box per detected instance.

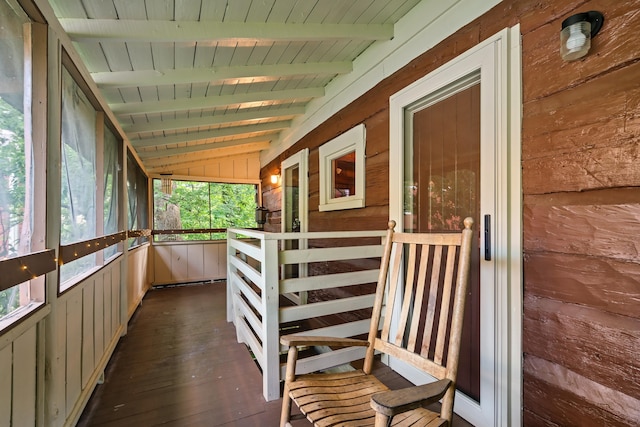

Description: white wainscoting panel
[12,326,37,426]
[152,241,227,285]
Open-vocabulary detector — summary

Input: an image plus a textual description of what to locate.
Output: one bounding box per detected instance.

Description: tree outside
[0,96,27,317]
[153,179,258,241]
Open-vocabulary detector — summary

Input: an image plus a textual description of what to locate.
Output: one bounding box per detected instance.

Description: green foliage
[0,286,19,318]
[60,145,96,243]
[0,96,26,316]
[153,179,257,241]
[0,96,26,258]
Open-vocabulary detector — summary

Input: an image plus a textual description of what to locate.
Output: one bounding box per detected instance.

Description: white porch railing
[226,227,387,401]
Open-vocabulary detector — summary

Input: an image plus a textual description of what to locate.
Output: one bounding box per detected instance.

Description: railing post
[262,236,281,401]
[226,229,236,324]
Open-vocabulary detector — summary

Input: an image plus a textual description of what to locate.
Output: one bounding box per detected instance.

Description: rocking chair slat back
[374,225,470,378]
[280,218,474,427]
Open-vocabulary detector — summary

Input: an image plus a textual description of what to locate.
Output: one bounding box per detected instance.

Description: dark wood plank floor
[78,282,473,426]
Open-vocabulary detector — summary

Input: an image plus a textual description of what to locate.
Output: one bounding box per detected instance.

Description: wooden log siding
[259,0,640,424]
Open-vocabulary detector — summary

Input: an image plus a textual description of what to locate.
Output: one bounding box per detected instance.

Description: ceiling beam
[111,87,323,115]
[124,106,305,134]
[143,142,271,170]
[93,62,351,88]
[59,20,394,43]
[137,136,271,159]
[131,120,290,148]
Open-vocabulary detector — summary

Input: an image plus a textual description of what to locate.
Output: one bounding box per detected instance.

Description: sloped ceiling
[48,0,423,174]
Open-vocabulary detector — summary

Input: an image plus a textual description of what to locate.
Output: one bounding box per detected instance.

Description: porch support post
[43,26,65,427]
[226,229,237,324]
[262,237,280,401]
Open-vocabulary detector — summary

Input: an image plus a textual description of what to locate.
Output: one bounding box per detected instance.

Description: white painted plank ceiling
[48,0,423,174]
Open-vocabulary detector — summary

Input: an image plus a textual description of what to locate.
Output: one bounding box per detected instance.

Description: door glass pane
[284,164,300,279]
[284,164,300,233]
[404,82,481,401]
[404,85,480,233]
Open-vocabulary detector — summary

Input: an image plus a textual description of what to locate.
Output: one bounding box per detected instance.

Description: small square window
[319,124,365,211]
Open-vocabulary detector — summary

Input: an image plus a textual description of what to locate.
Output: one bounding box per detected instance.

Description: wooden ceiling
[48,0,423,174]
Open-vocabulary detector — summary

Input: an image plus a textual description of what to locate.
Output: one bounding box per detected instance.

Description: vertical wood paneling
[154,245,172,282]
[111,264,120,336]
[203,243,225,279]
[82,284,95,388]
[0,343,12,426]
[171,245,189,281]
[94,274,105,364]
[151,153,261,180]
[186,244,204,278]
[248,156,260,178]
[233,158,248,179]
[218,244,227,279]
[53,298,67,427]
[153,242,227,284]
[188,165,205,176]
[219,159,234,178]
[66,293,82,416]
[103,268,113,341]
[127,246,150,317]
[172,167,190,175]
[204,162,220,177]
[13,327,37,426]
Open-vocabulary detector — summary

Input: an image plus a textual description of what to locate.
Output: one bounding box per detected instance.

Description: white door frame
[388,26,522,427]
[281,148,309,233]
[280,148,309,305]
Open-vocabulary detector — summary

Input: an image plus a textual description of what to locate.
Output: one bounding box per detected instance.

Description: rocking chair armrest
[280,335,370,348]
[370,379,452,417]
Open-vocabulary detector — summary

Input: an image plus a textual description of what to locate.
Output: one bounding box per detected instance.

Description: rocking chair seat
[287,370,446,427]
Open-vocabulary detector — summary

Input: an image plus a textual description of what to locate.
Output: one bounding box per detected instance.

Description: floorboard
[77,282,473,426]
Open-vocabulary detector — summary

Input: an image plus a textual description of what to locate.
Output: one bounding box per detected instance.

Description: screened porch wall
[0,246,151,427]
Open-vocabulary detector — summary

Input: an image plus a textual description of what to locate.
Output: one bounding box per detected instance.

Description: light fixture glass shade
[255,206,268,226]
[270,174,279,184]
[561,20,591,61]
[560,11,604,62]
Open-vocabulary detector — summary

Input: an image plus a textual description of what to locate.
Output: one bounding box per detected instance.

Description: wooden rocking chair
[280,218,474,427]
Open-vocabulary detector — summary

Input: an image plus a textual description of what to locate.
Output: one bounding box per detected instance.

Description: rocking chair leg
[281,346,298,427]
[280,385,292,427]
[374,411,392,427]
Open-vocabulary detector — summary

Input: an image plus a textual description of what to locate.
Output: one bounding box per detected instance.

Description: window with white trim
[318,124,366,211]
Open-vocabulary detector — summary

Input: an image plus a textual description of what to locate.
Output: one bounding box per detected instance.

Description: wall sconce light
[255,206,269,228]
[560,11,604,61]
[270,174,280,184]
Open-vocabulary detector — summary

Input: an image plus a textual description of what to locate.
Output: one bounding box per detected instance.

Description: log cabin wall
[260,0,640,424]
